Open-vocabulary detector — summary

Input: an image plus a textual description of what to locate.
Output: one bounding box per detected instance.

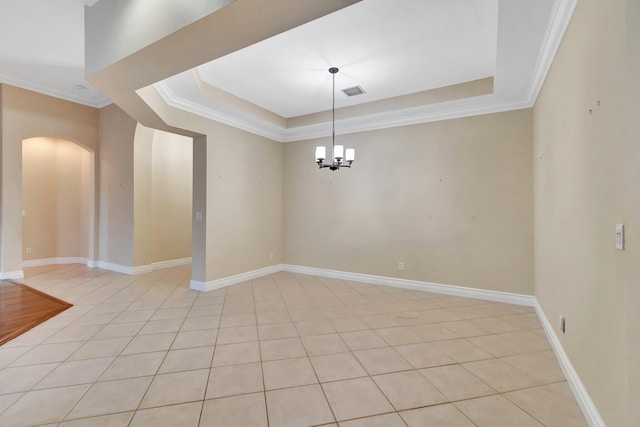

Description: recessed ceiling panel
[195,0,499,118]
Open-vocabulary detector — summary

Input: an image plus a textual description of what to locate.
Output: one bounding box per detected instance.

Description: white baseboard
[0,270,25,280]
[190,264,281,292]
[92,258,192,275]
[188,263,535,307]
[533,301,605,427]
[22,257,89,268]
[19,258,154,276]
[282,264,535,307]
[92,261,144,275]
[131,265,153,274]
[151,257,192,270]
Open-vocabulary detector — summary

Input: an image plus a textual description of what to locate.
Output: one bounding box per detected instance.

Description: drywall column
[0,85,21,278]
[191,135,208,286]
[98,104,137,269]
[132,124,154,269]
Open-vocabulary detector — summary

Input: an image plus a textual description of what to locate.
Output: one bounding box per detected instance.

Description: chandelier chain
[332,70,336,151]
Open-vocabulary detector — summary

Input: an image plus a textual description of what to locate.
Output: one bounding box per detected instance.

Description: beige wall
[22,137,91,260]
[533,0,637,425]
[0,85,99,275]
[284,110,534,294]
[200,122,283,282]
[132,123,154,267]
[140,92,284,285]
[150,130,192,263]
[626,1,640,423]
[104,112,193,269]
[98,104,137,267]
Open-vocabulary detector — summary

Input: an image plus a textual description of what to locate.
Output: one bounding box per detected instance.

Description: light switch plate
[616,224,624,250]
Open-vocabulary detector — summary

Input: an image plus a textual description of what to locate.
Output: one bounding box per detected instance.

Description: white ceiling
[156,0,577,142]
[0,0,108,107]
[0,0,577,140]
[196,0,498,118]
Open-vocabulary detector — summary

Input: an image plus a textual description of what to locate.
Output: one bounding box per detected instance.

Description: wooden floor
[0,280,72,345]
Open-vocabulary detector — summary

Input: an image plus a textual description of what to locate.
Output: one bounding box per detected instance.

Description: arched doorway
[22,137,95,267]
[133,124,193,270]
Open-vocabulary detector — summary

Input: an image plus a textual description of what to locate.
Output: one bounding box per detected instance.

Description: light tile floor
[0,264,588,427]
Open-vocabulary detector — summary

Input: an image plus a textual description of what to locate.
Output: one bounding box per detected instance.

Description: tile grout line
[58,269,190,424]
[253,275,271,427]
[0,266,585,427]
[291,274,339,426]
[126,272,204,426]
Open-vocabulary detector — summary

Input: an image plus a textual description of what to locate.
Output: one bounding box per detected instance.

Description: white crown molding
[22,257,89,268]
[526,0,580,105]
[159,83,534,144]
[153,0,577,143]
[282,98,533,142]
[0,270,25,280]
[533,300,606,427]
[190,264,282,292]
[155,82,286,141]
[0,73,111,109]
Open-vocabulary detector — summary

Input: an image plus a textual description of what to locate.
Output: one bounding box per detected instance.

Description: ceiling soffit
[154,0,578,142]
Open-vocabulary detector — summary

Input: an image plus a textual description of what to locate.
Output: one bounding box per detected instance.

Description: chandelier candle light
[315,67,355,170]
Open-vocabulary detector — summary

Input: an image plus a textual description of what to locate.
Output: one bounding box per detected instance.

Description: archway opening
[22,137,94,266]
[133,125,193,269]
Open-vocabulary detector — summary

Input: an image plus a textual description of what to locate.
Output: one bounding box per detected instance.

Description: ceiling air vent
[342,86,366,97]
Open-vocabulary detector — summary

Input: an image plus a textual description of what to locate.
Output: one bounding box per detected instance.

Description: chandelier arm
[316,67,352,172]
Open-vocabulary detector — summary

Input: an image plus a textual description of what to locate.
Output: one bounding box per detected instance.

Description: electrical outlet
[269,251,274,260]
[560,316,566,334]
[25,247,32,254]
[398,262,405,271]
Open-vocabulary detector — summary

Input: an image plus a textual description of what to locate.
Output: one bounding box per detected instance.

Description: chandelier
[315,67,355,170]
